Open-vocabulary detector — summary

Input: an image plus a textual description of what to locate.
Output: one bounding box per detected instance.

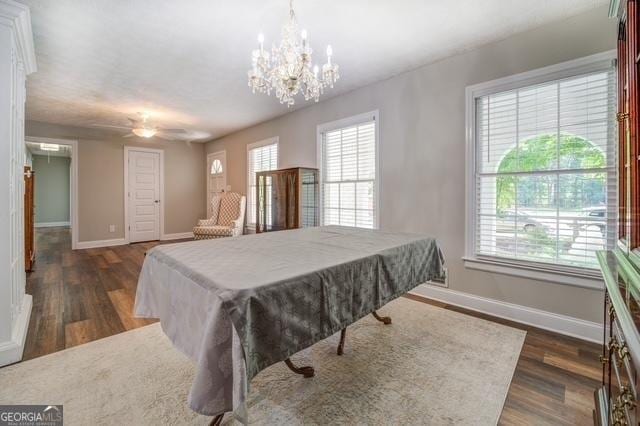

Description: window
[466,53,617,281]
[318,111,379,229]
[247,138,278,226]
[210,159,223,175]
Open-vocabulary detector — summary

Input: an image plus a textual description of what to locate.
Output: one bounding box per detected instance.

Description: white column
[0,0,36,367]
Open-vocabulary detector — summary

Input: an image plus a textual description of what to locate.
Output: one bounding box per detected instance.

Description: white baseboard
[0,295,32,367]
[410,284,603,343]
[76,238,127,250]
[161,232,194,241]
[35,221,70,228]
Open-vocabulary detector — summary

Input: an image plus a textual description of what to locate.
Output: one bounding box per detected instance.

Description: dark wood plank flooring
[22,227,179,358]
[21,227,601,424]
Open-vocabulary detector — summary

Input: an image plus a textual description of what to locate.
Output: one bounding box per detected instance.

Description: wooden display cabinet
[255,167,319,233]
[594,2,640,424]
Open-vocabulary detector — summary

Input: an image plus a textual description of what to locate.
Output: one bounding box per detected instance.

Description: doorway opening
[24,137,78,269]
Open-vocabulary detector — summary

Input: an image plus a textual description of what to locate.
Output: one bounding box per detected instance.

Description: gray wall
[25,122,206,242]
[205,6,615,322]
[32,154,70,224]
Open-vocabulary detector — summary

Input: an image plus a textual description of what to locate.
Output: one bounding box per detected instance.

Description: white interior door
[207,151,227,217]
[128,150,160,242]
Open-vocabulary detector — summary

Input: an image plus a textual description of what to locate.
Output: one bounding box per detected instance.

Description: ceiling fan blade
[91,124,133,130]
[157,128,187,133]
[155,132,182,141]
[122,133,135,138]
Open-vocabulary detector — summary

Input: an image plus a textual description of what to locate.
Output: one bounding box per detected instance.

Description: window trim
[316,110,381,229]
[246,136,279,230]
[464,51,616,289]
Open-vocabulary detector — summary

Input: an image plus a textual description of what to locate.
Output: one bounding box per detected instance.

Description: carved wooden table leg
[337,328,347,355]
[209,414,224,426]
[372,310,392,324]
[284,358,315,378]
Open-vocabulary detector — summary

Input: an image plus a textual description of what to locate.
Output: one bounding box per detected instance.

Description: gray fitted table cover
[134,225,445,422]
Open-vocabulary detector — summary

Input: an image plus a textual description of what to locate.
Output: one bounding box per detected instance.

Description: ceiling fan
[91,112,187,140]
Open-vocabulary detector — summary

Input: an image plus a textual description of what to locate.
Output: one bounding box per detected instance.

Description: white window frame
[246,137,279,230]
[317,110,381,229]
[464,51,616,290]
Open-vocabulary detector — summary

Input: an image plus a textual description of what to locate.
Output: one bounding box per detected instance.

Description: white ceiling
[20,0,607,142]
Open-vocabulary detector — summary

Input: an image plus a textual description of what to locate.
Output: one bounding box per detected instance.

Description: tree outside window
[494,133,606,267]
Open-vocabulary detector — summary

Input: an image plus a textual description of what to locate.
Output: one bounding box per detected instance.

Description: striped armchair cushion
[217,192,242,227]
[193,225,234,238]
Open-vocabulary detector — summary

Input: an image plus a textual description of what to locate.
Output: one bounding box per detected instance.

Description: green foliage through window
[496,134,606,214]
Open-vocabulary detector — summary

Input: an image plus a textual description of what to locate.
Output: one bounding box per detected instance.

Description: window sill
[462,256,604,290]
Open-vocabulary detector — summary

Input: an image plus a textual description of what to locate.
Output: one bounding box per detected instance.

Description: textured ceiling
[20,0,607,142]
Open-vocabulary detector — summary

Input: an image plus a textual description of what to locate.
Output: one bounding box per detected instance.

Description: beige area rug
[0,297,525,425]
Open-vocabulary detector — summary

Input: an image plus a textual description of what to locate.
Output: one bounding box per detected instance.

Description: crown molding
[0,0,36,74]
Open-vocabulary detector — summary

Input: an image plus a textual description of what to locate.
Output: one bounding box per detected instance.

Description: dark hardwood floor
[22,227,601,424]
[23,227,168,359]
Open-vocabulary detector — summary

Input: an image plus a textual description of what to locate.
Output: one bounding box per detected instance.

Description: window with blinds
[247,140,278,226]
[320,116,377,229]
[474,68,616,269]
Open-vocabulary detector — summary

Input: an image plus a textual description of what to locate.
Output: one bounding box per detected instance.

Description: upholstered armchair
[193,192,246,240]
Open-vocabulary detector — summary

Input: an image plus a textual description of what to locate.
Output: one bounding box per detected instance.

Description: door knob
[154,200,159,203]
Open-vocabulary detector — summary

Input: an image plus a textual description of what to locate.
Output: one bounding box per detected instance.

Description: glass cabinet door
[301,169,319,227]
[256,168,319,232]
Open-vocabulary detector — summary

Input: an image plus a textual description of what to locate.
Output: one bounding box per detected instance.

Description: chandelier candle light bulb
[247,0,339,106]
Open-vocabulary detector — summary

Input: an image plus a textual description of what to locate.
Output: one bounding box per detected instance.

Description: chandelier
[247,0,339,107]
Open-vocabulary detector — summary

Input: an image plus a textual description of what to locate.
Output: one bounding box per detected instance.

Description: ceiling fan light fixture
[132,128,157,138]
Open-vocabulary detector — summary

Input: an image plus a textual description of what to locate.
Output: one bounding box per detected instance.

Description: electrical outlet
[226,185,232,192]
[109,225,116,233]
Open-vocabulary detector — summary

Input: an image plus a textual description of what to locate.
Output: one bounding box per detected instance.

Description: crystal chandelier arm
[247,0,338,106]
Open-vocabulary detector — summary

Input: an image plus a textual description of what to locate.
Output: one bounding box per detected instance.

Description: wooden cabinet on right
[595,249,640,425]
[614,0,640,250]
[594,2,640,425]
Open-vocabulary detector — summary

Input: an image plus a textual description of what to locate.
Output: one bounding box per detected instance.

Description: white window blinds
[247,141,278,225]
[474,68,616,269]
[321,119,377,229]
